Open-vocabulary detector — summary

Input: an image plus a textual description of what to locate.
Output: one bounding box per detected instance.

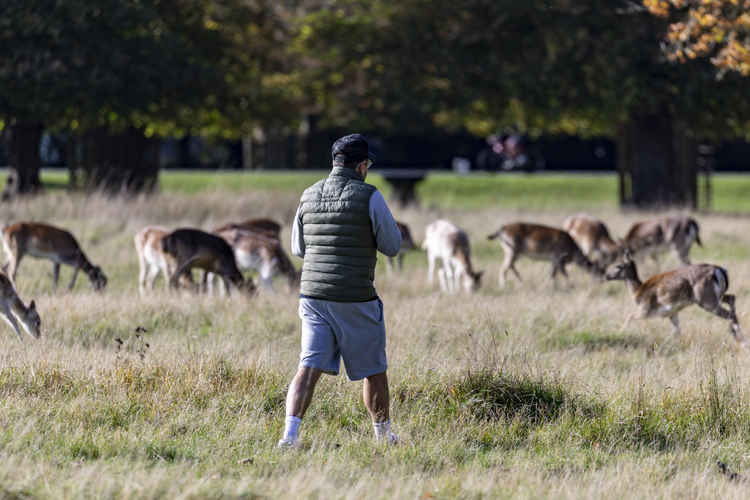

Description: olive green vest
[299,167,378,302]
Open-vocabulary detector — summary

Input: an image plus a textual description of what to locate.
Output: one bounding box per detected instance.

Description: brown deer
[423,219,483,293]
[386,221,417,274]
[161,228,255,296]
[606,251,744,345]
[213,218,282,239]
[624,215,702,265]
[487,222,602,288]
[134,226,196,294]
[563,214,623,267]
[0,272,40,341]
[1,222,107,292]
[213,228,299,291]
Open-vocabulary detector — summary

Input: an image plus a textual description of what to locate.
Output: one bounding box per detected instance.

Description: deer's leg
[437,267,448,292]
[386,256,394,276]
[500,250,519,287]
[698,297,744,343]
[68,264,80,291]
[427,252,436,285]
[676,245,691,265]
[146,263,160,291]
[620,311,636,332]
[669,314,681,336]
[0,304,24,342]
[721,294,745,345]
[221,275,232,297]
[398,253,404,271]
[6,251,22,285]
[52,262,60,292]
[170,258,198,290]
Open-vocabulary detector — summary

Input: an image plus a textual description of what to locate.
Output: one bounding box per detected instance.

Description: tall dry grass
[0,187,748,498]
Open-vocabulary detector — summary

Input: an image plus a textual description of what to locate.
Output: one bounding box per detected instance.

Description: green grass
[29,169,750,212]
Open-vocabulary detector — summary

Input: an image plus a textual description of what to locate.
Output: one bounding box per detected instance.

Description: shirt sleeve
[291,204,305,258]
[369,190,401,257]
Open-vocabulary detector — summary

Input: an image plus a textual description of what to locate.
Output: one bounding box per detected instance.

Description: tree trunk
[617,112,697,209]
[2,122,43,200]
[79,127,159,193]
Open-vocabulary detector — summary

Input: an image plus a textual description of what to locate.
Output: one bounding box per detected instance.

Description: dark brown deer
[161,228,255,296]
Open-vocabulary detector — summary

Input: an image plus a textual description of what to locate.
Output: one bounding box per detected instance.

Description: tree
[645,0,750,76]
[294,0,750,208]
[0,0,302,194]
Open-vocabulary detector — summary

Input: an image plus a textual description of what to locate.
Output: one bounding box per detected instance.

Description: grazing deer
[1,222,107,292]
[606,251,744,345]
[161,228,256,297]
[423,220,483,293]
[625,215,702,265]
[134,226,196,294]
[386,221,416,274]
[212,228,299,291]
[213,218,282,239]
[563,214,623,267]
[0,272,40,341]
[487,222,602,288]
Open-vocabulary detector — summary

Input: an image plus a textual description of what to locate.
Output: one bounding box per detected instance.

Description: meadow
[1,170,750,498]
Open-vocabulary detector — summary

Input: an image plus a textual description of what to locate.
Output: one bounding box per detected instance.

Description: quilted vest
[298,167,378,302]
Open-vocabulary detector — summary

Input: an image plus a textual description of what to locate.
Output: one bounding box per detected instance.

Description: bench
[375,168,430,207]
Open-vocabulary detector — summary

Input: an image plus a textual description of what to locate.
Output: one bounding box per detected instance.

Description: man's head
[332,134,375,179]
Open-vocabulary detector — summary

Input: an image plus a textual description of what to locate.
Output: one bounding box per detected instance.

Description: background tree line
[2,0,749,207]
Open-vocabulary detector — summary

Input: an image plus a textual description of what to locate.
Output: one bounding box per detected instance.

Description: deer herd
[0,211,744,348]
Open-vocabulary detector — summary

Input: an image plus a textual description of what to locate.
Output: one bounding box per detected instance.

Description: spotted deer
[563,214,623,268]
[161,228,256,296]
[487,222,602,288]
[212,227,299,291]
[134,226,196,294]
[423,219,483,293]
[0,272,40,341]
[625,215,702,265]
[606,251,744,345]
[1,222,107,292]
[386,221,416,274]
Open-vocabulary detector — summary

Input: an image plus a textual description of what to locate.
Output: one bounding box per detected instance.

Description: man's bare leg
[364,372,397,443]
[280,365,322,447]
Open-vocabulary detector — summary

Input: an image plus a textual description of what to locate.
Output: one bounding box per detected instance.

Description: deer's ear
[623,248,633,262]
[29,300,36,310]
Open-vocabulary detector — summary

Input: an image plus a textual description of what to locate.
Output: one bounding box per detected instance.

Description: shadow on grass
[450,370,604,424]
[544,330,647,352]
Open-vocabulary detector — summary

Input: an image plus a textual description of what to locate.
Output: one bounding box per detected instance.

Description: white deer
[0,272,40,341]
[423,220,483,293]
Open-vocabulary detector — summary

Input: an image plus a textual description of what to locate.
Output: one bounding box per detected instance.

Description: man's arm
[369,190,401,257]
[291,204,305,258]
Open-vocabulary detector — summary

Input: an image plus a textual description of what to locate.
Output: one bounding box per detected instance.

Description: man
[279,134,402,448]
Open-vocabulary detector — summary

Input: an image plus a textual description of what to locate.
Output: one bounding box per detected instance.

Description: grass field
[1,171,750,498]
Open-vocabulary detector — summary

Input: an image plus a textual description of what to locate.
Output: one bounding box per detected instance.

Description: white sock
[283,415,301,442]
[372,419,391,440]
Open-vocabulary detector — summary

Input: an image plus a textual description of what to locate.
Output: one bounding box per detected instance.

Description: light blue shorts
[298,297,387,381]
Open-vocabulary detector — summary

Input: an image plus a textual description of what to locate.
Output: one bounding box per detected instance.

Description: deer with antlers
[487,222,602,288]
[423,219,483,293]
[1,222,107,292]
[606,250,744,345]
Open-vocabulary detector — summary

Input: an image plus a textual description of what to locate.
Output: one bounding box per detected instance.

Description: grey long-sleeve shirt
[291,189,401,259]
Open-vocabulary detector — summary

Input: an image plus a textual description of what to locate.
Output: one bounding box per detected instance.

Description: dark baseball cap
[331,134,376,166]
